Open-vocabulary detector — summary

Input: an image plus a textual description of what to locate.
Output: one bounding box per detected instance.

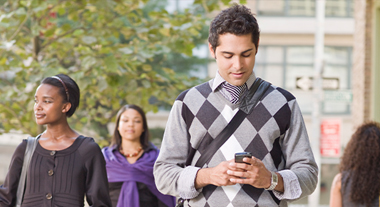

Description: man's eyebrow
[221,51,234,55]
[241,48,253,54]
[221,48,254,55]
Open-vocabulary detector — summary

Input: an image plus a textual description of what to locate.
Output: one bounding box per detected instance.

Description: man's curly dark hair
[208,4,260,53]
[339,121,380,206]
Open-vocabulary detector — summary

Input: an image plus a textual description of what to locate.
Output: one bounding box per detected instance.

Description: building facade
[352,0,380,127]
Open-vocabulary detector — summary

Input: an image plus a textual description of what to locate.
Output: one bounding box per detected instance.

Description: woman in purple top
[0,74,111,206]
[102,104,175,207]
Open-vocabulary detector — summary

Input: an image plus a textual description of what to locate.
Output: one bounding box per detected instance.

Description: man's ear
[208,43,216,59]
[62,102,72,113]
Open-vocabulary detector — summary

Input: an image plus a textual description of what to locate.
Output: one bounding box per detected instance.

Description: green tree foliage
[0,0,242,141]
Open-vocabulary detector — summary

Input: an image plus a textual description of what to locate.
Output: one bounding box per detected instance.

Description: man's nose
[233,56,243,70]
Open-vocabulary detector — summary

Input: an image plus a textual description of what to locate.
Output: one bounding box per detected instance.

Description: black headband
[51,76,70,101]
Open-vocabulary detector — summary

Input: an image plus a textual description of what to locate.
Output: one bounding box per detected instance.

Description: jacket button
[46,193,52,199]
[48,169,54,176]
[50,151,56,156]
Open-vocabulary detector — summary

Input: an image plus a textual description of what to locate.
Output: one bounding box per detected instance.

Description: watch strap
[264,171,278,191]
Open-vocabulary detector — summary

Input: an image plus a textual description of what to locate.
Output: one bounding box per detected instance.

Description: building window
[288,0,315,16]
[255,45,352,115]
[325,0,354,17]
[257,0,353,17]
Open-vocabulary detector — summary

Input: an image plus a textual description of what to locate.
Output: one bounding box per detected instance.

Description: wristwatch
[264,171,278,191]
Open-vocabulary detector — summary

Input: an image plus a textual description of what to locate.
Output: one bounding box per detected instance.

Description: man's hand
[227,156,284,192]
[195,159,242,189]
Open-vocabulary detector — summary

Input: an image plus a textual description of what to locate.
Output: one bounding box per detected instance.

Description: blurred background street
[1,0,379,206]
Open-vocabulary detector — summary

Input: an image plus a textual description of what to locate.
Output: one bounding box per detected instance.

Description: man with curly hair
[154,4,318,206]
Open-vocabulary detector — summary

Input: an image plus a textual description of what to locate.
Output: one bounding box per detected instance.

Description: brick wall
[352,0,374,129]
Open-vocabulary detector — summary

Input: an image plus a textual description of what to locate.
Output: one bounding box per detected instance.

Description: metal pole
[308,0,325,207]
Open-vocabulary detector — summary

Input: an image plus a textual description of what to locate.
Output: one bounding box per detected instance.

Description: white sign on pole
[322,78,339,90]
[323,90,352,102]
[296,76,339,91]
[296,76,313,91]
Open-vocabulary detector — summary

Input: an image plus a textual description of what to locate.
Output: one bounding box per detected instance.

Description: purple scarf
[102,145,175,207]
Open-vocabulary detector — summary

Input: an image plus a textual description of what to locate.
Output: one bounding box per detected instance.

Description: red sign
[320,119,341,157]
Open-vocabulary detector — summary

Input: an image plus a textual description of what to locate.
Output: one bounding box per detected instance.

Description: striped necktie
[223,82,247,104]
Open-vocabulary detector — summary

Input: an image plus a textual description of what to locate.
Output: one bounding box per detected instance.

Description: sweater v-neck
[210,80,240,111]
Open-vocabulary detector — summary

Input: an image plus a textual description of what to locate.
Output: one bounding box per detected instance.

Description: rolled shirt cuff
[178,166,202,199]
[273,170,302,200]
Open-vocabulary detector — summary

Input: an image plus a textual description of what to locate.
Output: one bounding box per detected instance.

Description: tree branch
[8,12,30,41]
[39,26,84,51]
[201,0,209,13]
[7,1,33,42]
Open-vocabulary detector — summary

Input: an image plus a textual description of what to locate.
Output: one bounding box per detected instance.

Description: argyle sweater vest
[177,81,295,206]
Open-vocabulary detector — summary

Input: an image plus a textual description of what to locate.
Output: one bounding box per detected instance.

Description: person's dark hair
[111,104,150,150]
[208,4,260,53]
[339,121,380,206]
[41,74,80,117]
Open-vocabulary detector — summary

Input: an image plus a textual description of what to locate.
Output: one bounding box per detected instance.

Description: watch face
[265,172,278,190]
[273,172,278,183]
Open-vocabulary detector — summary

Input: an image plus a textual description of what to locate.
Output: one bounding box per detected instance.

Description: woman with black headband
[0,74,112,206]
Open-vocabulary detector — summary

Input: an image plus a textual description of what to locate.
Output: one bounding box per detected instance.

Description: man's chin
[227,79,246,86]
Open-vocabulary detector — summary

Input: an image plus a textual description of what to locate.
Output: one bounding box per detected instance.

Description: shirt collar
[212,71,257,92]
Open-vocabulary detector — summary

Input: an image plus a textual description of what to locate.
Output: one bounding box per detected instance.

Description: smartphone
[235,152,252,164]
